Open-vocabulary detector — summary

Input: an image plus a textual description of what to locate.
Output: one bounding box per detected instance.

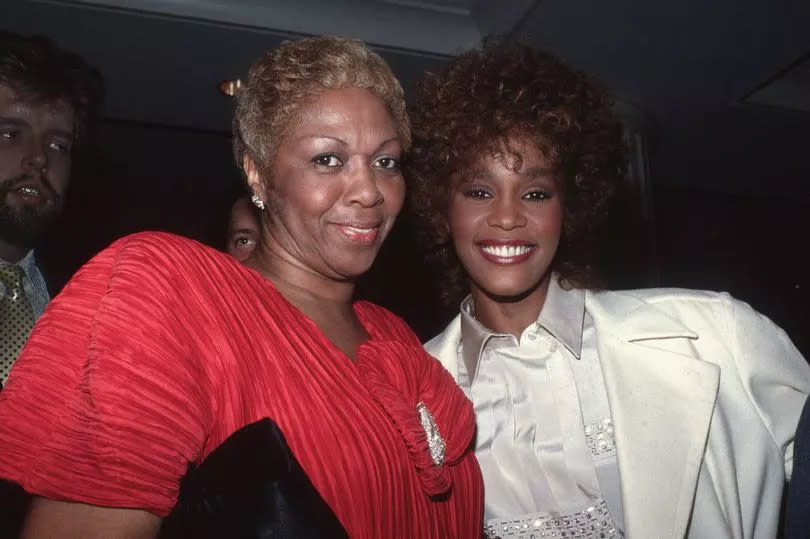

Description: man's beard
[0,176,63,250]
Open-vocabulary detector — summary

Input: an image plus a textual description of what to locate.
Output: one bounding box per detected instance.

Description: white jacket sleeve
[729,295,810,478]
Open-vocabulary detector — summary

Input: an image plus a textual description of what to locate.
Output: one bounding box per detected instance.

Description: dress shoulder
[0,230,217,516]
[104,231,225,274]
[355,300,423,347]
[591,286,727,305]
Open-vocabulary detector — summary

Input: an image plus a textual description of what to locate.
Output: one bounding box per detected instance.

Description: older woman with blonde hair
[0,36,483,538]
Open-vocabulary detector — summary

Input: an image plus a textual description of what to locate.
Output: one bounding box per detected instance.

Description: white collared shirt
[458,275,624,534]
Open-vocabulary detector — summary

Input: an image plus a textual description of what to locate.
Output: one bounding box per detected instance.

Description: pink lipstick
[334,224,380,244]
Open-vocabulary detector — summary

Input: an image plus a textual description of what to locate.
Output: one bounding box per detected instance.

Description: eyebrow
[456,168,488,183]
[458,165,557,181]
[298,135,401,153]
[0,116,27,126]
[522,166,558,179]
[374,136,401,152]
[47,127,74,140]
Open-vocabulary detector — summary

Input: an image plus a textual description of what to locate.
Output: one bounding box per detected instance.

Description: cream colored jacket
[425,288,810,538]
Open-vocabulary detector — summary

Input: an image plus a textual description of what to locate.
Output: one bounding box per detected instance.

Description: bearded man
[0,32,102,386]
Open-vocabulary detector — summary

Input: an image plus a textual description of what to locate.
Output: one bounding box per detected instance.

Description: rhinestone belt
[484,500,622,539]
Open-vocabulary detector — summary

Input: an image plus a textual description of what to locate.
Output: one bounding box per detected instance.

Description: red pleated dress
[0,232,483,538]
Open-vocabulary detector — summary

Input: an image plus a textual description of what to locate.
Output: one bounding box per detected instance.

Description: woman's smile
[476,240,537,264]
[332,222,381,244]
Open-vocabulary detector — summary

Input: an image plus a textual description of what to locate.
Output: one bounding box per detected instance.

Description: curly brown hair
[407,39,626,306]
[233,35,410,173]
[0,32,104,145]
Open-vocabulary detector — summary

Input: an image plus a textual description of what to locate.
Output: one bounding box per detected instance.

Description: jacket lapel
[428,292,721,538]
[588,291,720,538]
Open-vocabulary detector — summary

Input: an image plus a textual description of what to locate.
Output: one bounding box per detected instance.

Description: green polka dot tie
[0,264,35,385]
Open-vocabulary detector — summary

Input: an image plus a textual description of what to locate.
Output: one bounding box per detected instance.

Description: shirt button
[526,332,537,341]
[549,341,558,352]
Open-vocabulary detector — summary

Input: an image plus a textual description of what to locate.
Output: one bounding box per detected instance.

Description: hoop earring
[250,193,266,210]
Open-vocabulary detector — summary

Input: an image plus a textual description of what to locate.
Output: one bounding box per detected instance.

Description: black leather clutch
[0,478,30,538]
[160,418,348,539]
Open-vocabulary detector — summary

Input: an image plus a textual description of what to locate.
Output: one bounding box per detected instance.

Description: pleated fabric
[0,232,483,538]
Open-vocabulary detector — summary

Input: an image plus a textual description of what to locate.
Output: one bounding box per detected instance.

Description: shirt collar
[458,274,586,381]
[1,250,48,301]
[538,274,585,359]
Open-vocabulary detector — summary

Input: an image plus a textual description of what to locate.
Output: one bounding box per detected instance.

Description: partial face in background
[226,196,260,262]
[245,86,405,282]
[0,83,74,250]
[448,135,564,301]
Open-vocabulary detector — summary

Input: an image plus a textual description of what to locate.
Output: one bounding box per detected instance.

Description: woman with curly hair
[0,36,483,538]
[409,39,809,538]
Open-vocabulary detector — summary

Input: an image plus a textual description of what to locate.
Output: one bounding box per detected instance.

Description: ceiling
[746,55,810,113]
[3,0,809,200]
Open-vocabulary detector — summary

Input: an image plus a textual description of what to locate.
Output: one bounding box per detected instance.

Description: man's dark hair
[0,32,103,145]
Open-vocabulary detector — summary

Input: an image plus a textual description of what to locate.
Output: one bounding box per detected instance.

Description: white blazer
[426,288,810,538]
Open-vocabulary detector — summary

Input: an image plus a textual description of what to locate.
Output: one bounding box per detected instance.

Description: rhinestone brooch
[416,401,446,467]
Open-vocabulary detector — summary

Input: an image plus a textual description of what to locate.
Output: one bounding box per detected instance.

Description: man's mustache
[0,174,61,203]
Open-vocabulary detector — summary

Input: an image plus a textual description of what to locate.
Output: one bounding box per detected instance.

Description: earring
[250,193,266,210]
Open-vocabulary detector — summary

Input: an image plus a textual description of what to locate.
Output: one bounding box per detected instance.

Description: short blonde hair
[233,35,410,171]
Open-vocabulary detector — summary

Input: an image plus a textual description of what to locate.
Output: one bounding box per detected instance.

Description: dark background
[3,0,809,354]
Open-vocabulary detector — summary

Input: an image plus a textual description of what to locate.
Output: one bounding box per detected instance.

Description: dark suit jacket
[785,395,810,538]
